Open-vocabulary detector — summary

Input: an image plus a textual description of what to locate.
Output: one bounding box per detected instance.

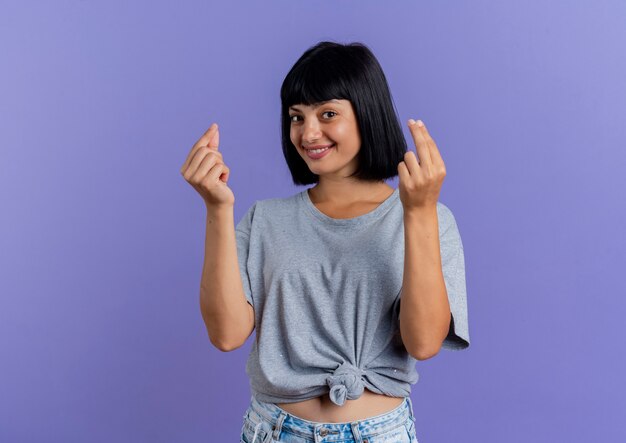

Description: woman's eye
[289,111,336,123]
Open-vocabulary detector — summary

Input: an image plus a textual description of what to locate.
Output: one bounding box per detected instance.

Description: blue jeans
[240,395,418,442]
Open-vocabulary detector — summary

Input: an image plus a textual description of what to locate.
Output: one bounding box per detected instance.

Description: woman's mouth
[304,144,335,159]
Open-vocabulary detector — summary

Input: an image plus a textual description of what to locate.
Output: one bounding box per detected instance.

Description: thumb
[208,127,220,150]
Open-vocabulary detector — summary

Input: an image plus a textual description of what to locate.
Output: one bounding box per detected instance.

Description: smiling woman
[287,98,362,175]
[181,40,470,443]
[237,41,468,443]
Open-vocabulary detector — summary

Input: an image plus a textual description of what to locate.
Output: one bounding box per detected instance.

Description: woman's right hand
[180,123,235,209]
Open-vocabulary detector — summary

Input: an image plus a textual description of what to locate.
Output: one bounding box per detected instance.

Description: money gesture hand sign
[398,119,447,213]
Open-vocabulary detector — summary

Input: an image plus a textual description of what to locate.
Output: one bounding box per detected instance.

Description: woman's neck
[308,179,395,206]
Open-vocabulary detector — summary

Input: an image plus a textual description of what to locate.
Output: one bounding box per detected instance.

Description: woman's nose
[302,120,322,142]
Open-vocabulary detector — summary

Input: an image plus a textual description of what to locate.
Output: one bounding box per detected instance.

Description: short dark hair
[280,41,407,186]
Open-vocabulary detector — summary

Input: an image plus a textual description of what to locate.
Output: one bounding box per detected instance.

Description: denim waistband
[244,394,416,442]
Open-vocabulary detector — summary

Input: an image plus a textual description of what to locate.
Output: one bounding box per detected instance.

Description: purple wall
[2,1,625,441]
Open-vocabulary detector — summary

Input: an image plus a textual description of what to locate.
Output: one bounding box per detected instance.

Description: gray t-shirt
[235,187,470,406]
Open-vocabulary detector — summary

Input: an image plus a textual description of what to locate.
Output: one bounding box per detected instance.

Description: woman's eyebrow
[289,100,340,112]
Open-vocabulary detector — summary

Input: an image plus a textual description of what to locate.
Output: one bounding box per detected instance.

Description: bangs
[281,53,355,109]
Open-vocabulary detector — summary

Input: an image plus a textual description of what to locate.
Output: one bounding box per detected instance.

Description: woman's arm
[199,205,254,352]
[397,119,451,360]
[399,208,451,360]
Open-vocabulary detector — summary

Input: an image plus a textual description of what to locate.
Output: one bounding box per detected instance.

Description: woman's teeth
[310,147,330,154]
[304,144,335,159]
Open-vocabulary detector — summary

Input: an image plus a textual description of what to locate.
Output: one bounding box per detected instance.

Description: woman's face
[288,99,361,178]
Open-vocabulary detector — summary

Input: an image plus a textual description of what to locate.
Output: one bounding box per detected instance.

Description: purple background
[1,1,625,441]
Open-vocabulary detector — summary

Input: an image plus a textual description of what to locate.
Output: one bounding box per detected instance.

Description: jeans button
[319,428,329,436]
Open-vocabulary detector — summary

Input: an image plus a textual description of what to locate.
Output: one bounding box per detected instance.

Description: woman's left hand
[398,119,446,213]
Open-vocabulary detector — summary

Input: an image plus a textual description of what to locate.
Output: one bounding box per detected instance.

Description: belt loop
[406,396,416,422]
[272,411,287,441]
[350,421,363,442]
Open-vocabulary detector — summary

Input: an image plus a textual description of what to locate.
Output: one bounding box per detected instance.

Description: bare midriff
[275,388,404,423]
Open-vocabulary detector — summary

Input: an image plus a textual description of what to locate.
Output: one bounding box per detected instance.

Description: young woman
[181,41,470,443]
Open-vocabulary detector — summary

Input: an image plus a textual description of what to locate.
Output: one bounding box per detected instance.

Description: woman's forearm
[199,205,252,351]
[399,208,451,360]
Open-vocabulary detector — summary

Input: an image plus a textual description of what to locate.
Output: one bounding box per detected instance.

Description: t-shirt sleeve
[235,202,257,308]
[439,204,470,350]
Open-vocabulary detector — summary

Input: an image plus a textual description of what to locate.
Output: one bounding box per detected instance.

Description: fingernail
[408,119,416,126]
[417,120,424,127]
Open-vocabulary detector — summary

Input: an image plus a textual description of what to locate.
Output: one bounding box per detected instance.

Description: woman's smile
[304,144,335,159]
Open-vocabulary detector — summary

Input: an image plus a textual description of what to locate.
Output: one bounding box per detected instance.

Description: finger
[183,147,215,180]
[207,126,219,150]
[202,162,227,186]
[403,150,422,177]
[192,160,218,185]
[419,121,444,165]
[194,123,219,150]
[191,149,221,181]
[219,163,230,182]
[408,119,433,166]
[398,160,410,184]
[181,127,219,175]
[180,124,219,173]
